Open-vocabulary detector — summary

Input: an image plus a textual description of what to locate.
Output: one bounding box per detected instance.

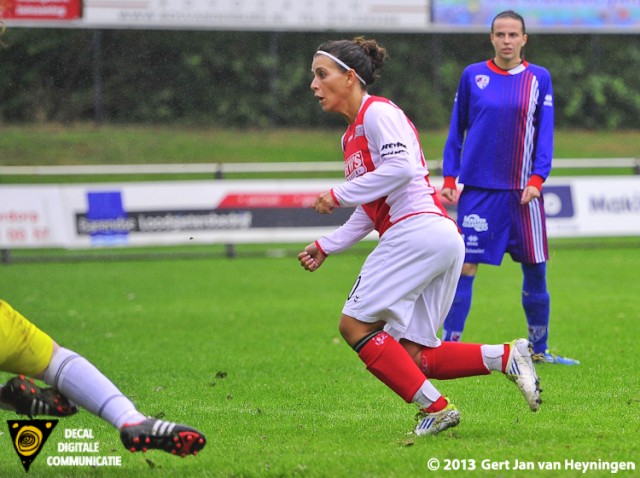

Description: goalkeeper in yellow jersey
[0,300,206,457]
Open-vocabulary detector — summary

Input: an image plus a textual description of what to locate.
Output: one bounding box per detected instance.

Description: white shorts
[342,213,464,347]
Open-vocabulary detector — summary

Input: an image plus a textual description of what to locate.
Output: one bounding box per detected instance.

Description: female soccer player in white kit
[298,36,541,435]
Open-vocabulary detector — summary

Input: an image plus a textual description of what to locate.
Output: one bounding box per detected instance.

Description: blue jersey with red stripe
[443,60,554,190]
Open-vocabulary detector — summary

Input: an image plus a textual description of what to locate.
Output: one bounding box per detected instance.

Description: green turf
[1,238,638,477]
[1,124,639,166]
[2,126,638,184]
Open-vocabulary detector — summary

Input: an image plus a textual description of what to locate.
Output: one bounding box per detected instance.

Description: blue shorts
[456,187,548,265]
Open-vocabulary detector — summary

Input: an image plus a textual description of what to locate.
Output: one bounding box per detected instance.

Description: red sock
[420,342,491,380]
[501,343,510,373]
[425,395,448,413]
[358,332,426,403]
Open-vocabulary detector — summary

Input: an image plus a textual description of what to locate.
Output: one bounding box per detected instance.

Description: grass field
[1,238,639,477]
[1,124,639,476]
[1,125,639,184]
[1,124,640,166]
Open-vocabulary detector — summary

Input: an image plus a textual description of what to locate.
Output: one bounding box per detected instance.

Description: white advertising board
[1,176,638,250]
[0,179,351,249]
[82,0,430,31]
[543,177,640,237]
[0,186,71,247]
[6,0,639,32]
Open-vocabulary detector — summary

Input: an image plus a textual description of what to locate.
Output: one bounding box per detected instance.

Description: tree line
[0,28,639,129]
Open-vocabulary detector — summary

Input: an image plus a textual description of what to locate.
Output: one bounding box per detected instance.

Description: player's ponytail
[352,36,388,85]
[315,36,389,88]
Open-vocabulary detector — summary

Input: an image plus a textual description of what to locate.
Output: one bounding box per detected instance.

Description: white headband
[315,50,367,86]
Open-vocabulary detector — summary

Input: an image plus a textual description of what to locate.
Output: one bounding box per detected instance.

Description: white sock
[412,380,442,409]
[481,344,506,372]
[43,347,146,429]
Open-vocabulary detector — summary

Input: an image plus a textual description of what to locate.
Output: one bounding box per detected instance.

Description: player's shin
[43,347,145,429]
[442,275,475,341]
[355,331,431,404]
[522,263,550,354]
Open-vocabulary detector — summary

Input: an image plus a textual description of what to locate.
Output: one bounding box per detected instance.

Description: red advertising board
[1,0,82,20]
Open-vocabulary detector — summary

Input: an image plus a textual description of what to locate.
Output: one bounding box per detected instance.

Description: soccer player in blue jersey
[440,10,579,365]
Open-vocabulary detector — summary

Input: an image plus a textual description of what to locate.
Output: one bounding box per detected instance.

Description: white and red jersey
[317,95,449,255]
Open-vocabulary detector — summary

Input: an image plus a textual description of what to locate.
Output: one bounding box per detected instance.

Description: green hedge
[1,29,639,129]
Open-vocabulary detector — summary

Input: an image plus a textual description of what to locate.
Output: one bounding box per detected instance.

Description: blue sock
[442,275,475,341]
[521,263,550,354]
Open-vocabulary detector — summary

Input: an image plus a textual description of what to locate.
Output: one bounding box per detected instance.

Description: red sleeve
[442,176,457,190]
[314,240,328,257]
[330,189,340,207]
[526,174,545,191]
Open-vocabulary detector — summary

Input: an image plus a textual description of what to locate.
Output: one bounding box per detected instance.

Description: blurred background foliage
[1,28,638,129]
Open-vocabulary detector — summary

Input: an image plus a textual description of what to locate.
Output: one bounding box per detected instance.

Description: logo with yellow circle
[7,420,58,472]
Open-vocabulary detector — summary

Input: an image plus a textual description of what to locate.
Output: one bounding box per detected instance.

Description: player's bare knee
[339,315,384,348]
[461,263,478,276]
[399,339,422,366]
